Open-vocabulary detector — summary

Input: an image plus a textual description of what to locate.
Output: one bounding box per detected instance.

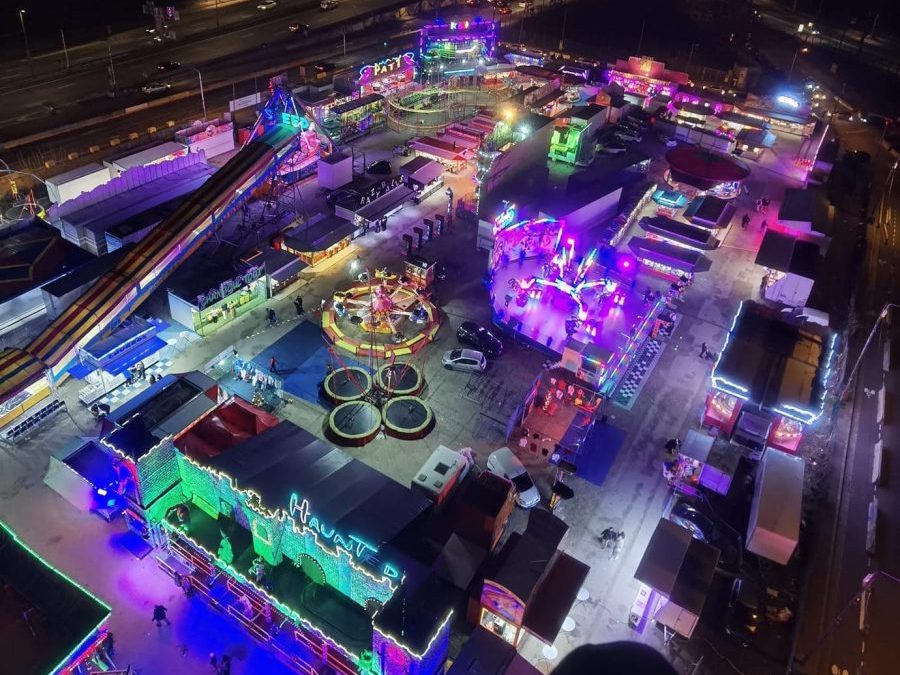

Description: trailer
[746,449,804,565]
[45,163,111,205]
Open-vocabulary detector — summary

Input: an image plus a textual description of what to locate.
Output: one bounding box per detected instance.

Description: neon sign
[359,52,415,83]
[288,494,399,579]
[196,265,264,309]
[280,112,310,130]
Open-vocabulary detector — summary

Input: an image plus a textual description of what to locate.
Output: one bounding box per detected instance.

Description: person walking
[700,342,708,358]
[267,308,277,326]
[219,654,232,675]
[760,219,767,230]
[152,604,170,627]
[209,653,218,671]
[294,296,304,316]
[762,196,770,214]
[269,356,278,375]
[741,213,750,229]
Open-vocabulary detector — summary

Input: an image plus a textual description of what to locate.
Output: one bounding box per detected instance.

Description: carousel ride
[322,266,441,359]
[323,265,438,446]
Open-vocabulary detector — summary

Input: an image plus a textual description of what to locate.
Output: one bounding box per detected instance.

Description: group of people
[599,527,626,559]
[209,653,232,674]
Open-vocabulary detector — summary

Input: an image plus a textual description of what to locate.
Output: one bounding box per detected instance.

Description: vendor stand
[663,429,738,497]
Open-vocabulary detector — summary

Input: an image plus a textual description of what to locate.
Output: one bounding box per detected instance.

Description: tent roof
[0,521,110,675]
[634,518,718,615]
[206,421,432,551]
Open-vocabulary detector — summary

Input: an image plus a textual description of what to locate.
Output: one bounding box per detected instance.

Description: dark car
[367,159,392,175]
[326,188,359,207]
[669,501,742,570]
[496,2,512,14]
[289,22,311,34]
[724,578,762,647]
[457,321,503,358]
[156,60,180,73]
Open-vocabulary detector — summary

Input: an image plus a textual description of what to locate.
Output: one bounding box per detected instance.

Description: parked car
[367,159,392,175]
[141,81,172,95]
[614,129,642,142]
[320,0,338,10]
[257,0,277,9]
[597,143,626,155]
[669,501,742,570]
[289,22,311,34]
[661,136,678,148]
[487,447,540,508]
[457,321,503,357]
[326,188,359,206]
[518,0,534,7]
[156,60,180,73]
[724,578,762,647]
[465,0,481,5]
[442,348,487,373]
[496,2,512,14]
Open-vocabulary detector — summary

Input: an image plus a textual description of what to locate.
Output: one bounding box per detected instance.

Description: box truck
[746,449,804,565]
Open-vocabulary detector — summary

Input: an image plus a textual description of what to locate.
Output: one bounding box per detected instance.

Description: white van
[487,447,540,508]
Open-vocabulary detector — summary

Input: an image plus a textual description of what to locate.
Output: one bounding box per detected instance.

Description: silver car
[487,447,540,508]
[442,348,487,373]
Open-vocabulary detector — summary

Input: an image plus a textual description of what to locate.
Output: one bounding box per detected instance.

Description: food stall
[663,429,739,497]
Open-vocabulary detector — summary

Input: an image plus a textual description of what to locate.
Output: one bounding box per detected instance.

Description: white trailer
[45,163,111,205]
[746,449,804,565]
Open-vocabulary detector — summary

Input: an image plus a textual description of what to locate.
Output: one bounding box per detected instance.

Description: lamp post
[19,10,33,75]
[788,46,808,80]
[687,42,699,73]
[187,66,207,121]
[840,303,900,401]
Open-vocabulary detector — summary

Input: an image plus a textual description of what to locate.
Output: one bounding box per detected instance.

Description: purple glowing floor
[491,258,656,357]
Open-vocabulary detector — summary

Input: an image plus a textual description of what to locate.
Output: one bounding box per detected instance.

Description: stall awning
[627,236,712,273]
[356,185,414,222]
[639,216,718,250]
[102,336,168,376]
[329,93,384,116]
[679,429,713,463]
[282,220,355,253]
[522,552,589,644]
[635,518,719,616]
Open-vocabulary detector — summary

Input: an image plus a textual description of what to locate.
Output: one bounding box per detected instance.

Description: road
[0,0,412,140]
[789,115,900,674]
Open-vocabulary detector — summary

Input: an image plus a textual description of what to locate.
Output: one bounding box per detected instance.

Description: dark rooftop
[41,245,132,299]
[206,420,432,553]
[634,518,719,616]
[1,521,110,675]
[372,573,457,654]
[713,300,833,416]
[778,187,832,235]
[755,230,820,278]
[447,628,541,675]
[0,221,94,304]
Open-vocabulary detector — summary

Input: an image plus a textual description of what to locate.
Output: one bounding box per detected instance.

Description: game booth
[604,56,690,103]
[487,204,664,394]
[631,518,719,640]
[703,301,836,455]
[357,52,417,96]
[662,429,739,497]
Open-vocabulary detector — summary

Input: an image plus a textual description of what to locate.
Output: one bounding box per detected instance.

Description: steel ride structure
[0,84,321,405]
[385,83,514,135]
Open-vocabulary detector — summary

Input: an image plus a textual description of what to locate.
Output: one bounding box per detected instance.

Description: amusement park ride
[489,203,663,394]
[0,83,327,424]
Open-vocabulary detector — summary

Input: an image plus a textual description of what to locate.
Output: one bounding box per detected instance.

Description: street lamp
[788,46,808,80]
[186,65,207,121]
[18,10,32,73]
[840,302,900,400]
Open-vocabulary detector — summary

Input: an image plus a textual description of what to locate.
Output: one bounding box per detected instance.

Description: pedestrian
[755,198,762,213]
[209,653,218,671]
[320,297,327,312]
[267,308,277,326]
[269,356,278,374]
[220,654,232,675]
[760,219,767,230]
[152,604,170,627]
[762,196,770,214]
[741,213,749,229]
[700,341,708,358]
[294,296,304,316]
[103,631,115,659]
